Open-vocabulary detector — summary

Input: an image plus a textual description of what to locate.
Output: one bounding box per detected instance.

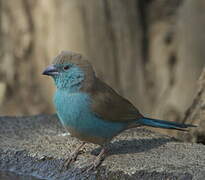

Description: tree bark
[179,68,205,143]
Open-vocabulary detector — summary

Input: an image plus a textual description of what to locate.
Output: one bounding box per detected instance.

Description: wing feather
[88,78,143,122]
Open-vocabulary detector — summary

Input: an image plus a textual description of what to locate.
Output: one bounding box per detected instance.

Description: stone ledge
[0,115,205,180]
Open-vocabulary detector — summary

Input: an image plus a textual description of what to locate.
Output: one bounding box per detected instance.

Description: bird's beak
[42,65,59,76]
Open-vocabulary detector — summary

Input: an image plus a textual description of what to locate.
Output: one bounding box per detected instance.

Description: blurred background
[0,0,205,139]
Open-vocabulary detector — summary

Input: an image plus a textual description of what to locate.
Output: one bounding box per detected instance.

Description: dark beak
[42,65,59,76]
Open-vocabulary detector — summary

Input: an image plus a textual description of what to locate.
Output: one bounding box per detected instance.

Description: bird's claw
[60,152,78,171]
[86,158,102,172]
[82,153,105,173]
[60,142,86,171]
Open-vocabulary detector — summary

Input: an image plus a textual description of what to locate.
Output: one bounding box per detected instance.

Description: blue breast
[54,90,127,139]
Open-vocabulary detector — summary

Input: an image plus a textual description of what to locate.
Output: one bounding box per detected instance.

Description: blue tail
[138,117,196,131]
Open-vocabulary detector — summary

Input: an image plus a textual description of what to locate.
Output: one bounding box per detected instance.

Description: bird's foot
[82,147,106,173]
[60,142,85,171]
[60,151,79,170]
[87,156,104,172]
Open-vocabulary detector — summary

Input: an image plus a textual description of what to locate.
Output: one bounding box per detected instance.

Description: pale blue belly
[54,91,128,139]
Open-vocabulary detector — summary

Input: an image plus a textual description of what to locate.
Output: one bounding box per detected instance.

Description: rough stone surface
[0,115,205,180]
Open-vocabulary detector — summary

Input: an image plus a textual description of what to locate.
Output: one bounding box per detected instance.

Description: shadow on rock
[91,137,174,156]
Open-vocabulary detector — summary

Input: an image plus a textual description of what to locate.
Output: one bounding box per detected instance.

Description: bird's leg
[86,145,107,172]
[61,142,86,170]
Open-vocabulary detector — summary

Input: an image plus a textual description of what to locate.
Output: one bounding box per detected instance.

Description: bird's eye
[63,65,70,71]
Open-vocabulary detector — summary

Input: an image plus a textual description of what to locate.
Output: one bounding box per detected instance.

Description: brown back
[87,78,143,123]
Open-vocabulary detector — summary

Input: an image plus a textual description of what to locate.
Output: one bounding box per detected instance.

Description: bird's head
[42,51,95,92]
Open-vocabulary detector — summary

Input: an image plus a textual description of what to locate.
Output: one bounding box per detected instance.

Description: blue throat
[52,65,84,92]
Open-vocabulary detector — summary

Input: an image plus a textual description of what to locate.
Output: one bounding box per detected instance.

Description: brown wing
[88,78,143,122]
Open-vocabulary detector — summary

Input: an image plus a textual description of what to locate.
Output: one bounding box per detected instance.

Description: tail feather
[138,117,196,131]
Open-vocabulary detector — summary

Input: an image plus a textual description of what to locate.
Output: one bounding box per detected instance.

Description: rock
[0,115,205,180]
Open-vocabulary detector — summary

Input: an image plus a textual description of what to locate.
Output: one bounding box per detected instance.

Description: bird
[42,50,196,171]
